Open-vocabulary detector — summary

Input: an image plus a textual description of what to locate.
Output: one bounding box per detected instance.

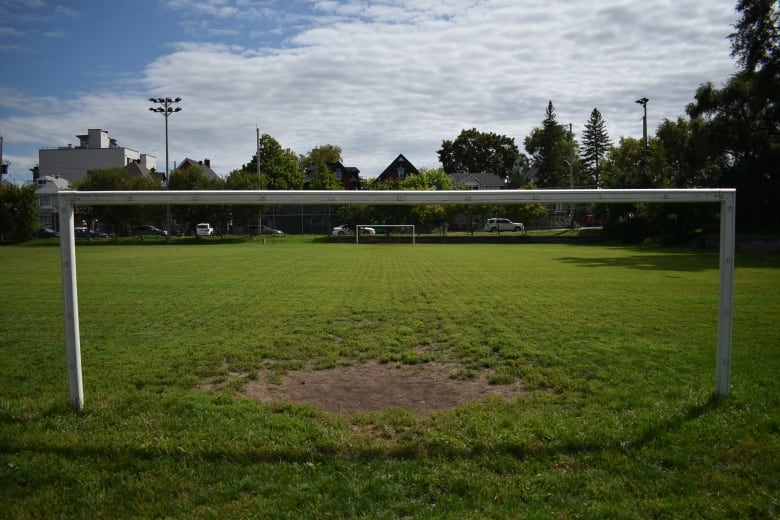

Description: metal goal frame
[57,188,736,410]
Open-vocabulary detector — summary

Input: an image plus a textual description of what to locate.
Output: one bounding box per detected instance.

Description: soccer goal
[357,224,415,244]
[56,188,735,410]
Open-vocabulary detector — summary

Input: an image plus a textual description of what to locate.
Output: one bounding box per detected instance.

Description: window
[397,166,405,179]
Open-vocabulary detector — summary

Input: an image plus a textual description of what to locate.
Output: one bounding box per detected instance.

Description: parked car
[484,218,525,232]
[75,227,108,238]
[133,225,166,237]
[196,223,215,236]
[261,225,284,235]
[37,226,59,238]
[331,224,376,236]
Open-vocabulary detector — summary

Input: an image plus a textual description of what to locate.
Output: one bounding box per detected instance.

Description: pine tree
[581,108,611,188]
[524,101,569,187]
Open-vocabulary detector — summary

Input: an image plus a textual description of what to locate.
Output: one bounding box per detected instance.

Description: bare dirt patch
[232,361,525,415]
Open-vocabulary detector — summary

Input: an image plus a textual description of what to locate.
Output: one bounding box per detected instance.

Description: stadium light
[148,96,182,243]
[635,97,649,151]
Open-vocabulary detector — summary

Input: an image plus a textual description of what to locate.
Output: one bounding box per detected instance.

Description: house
[373,154,419,185]
[35,175,71,229]
[38,129,156,183]
[450,172,507,190]
[126,159,162,183]
[303,161,361,190]
[175,158,220,180]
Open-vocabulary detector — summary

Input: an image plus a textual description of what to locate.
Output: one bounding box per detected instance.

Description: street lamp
[635,97,649,151]
[148,97,182,243]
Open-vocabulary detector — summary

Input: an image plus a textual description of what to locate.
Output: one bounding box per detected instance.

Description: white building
[35,175,71,228]
[38,129,156,183]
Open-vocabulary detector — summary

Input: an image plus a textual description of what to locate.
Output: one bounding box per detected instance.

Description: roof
[375,153,419,183]
[35,175,71,194]
[126,161,154,178]
[450,172,507,189]
[303,161,360,186]
[177,158,219,180]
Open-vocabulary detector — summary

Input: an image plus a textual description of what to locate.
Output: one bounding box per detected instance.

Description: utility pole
[0,133,8,181]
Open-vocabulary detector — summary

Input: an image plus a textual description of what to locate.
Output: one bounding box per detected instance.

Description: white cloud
[1,0,739,181]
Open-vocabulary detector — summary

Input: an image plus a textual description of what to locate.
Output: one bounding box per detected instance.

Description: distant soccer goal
[357,224,415,244]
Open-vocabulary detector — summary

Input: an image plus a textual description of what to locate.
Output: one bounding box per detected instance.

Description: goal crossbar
[56,188,736,410]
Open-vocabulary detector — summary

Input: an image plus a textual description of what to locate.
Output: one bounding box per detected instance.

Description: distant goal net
[357,224,416,244]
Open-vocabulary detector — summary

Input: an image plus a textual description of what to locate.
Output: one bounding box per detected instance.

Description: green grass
[1,237,778,518]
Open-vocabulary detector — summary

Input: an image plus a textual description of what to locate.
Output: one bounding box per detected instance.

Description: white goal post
[57,188,736,410]
[356,224,415,244]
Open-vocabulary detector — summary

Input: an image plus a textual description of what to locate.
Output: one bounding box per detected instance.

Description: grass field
[1,237,778,518]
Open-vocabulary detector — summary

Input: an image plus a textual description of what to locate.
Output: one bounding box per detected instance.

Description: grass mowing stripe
[0,239,777,517]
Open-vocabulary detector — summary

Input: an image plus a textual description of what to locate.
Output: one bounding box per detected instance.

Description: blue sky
[1,0,739,184]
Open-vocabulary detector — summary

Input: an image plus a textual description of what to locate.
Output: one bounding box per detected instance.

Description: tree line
[3,1,775,241]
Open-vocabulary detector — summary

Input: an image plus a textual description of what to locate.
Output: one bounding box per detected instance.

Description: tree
[524,101,571,187]
[169,165,225,234]
[76,168,162,237]
[438,128,521,179]
[581,108,611,188]
[299,144,342,171]
[730,0,779,76]
[308,162,341,190]
[684,0,779,230]
[654,116,726,188]
[400,167,457,233]
[224,168,263,232]
[259,134,303,190]
[0,183,38,243]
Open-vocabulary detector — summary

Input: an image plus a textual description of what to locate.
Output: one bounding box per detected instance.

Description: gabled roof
[126,161,154,178]
[374,154,419,183]
[451,172,507,189]
[177,158,219,180]
[35,175,71,194]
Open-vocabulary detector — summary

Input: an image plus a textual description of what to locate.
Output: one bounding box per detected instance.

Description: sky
[0,0,740,184]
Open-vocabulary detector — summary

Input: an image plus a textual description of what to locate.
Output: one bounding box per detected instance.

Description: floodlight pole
[148,97,182,243]
[635,97,649,151]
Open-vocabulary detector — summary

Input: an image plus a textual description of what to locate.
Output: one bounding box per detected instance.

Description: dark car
[75,227,108,239]
[132,225,166,237]
[37,226,59,238]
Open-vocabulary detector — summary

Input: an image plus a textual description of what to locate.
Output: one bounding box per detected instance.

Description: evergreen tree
[581,108,611,188]
[524,101,570,187]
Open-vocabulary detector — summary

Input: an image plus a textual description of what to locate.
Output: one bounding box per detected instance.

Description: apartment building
[38,129,156,183]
